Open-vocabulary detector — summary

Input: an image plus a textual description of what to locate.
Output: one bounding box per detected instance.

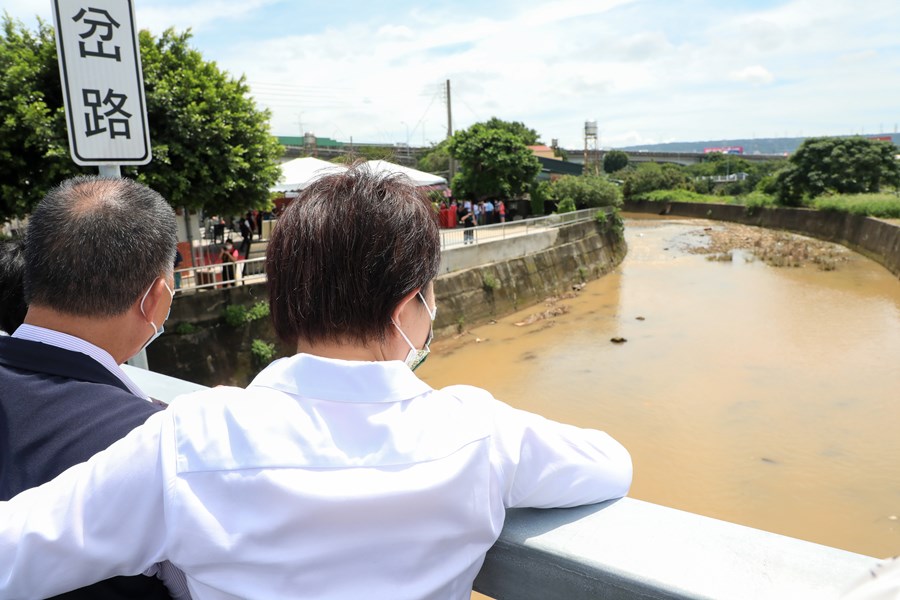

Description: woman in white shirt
[0,165,632,599]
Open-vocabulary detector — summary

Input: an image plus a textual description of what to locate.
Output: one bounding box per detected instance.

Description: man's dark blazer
[0,336,173,600]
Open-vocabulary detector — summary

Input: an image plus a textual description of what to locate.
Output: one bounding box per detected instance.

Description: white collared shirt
[12,323,148,399]
[8,323,191,598]
[0,354,632,599]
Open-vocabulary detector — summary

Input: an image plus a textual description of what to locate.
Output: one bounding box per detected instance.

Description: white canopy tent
[271,157,347,193]
[363,160,447,187]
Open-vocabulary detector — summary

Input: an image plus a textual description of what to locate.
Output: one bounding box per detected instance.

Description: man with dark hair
[0,238,27,335]
[0,176,188,599]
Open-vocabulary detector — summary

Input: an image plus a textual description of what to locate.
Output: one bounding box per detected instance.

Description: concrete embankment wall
[434,220,625,338]
[149,220,627,386]
[624,200,900,278]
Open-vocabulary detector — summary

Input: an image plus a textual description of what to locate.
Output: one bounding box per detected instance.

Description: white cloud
[728,65,775,86]
[136,0,280,34]
[6,0,900,148]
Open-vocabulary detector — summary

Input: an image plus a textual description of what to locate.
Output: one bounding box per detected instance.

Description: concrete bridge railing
[124,365,877,600]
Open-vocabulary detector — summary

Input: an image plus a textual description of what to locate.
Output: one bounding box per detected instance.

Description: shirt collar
[249,353,433,403]
[12,324,149,399]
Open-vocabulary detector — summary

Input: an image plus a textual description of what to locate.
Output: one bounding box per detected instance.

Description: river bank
[422,216,900,557]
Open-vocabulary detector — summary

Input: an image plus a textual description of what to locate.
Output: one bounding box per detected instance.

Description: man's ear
[391,287,422,328]
[134,277,165,323]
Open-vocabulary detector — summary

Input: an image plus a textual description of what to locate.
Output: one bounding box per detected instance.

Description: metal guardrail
[174,256,266,294]
[174,210,602,294]
[125,366,877,600]
[438,208,598,250]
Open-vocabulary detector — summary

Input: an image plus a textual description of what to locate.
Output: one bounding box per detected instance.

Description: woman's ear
[391,287,421,328]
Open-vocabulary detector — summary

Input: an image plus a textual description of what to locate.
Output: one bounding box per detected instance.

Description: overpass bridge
[564,148,788,167]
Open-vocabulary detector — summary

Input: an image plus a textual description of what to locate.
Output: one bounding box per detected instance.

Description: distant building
[527,144,558,160]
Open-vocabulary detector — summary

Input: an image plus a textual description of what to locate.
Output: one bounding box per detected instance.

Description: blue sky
[10,0,900,148]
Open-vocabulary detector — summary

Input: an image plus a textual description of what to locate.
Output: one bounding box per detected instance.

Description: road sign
[52,0,151,165]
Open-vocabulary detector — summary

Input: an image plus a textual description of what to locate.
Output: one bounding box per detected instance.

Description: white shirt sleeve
[487,395,633,509]
[841,556,900,600]
[0,410,172,598]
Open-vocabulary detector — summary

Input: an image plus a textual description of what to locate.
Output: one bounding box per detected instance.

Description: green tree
[416,139,450,176]
[125,28,281,214]
[0,18,281,220]
[447,124,541,201]
[550,175,622,209]
[622,162,690,200]
[775,137,900,206]
[0,16,80,219]
[602,150,629,174]
[475,117,541,145]
[530,180,551,215]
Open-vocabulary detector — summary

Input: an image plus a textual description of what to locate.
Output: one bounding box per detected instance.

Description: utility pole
[446,79,454,181]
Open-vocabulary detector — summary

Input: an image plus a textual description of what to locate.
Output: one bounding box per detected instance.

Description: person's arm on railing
[0,411,172,597]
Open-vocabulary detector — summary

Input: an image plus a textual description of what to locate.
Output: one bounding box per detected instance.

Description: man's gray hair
[24,176,177,317]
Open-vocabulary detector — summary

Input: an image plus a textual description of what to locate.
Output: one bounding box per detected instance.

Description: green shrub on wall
[250,338,277,366]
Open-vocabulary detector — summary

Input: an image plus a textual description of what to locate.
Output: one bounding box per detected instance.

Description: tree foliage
[774,137,900,206]
[416,139,450,176]
[550,175,622,209]
[602,150,629,174]
[0,17,281,220]
[447,123,541,201]
[474,117,541,145]
[126,28,282,214]
[622,163,690,200]
[0,17,79,219]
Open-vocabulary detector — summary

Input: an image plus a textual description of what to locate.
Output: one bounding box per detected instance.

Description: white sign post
[51,0,151,167]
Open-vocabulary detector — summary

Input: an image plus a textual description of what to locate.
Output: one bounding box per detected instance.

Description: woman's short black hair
[267,164,441,346]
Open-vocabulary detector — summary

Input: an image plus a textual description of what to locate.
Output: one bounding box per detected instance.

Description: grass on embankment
[635,189,900,219]
[812,193,900,219]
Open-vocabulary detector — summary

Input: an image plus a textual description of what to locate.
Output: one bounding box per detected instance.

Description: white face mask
[393,292,437,371]
[137,277,174,354]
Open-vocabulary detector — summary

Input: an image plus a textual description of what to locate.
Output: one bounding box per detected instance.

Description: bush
[482,272,500,292]
[638,189,733,204]
[595,208,624,240]
[556,197,576,213]
[550,175,622,209]
[622,163,690,200]
[530,180,551,216]
[223,305,249,328]
[812,193,900,218]
[246,301,270,321]
[250,338,277,366]
[223,301,270,328]
[740,191,778,210]
[173,322,197,335]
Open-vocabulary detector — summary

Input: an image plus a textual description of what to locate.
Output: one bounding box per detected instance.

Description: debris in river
[689,224,850,271]
[514,304,570,326]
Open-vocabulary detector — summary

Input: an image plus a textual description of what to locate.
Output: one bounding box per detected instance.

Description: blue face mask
[393,292,437,371]
[137,277,174,353]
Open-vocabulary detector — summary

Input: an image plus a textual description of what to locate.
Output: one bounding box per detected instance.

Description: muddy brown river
[420,215,900,558]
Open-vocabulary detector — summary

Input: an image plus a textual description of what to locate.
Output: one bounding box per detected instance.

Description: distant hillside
[618,134,900,155]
